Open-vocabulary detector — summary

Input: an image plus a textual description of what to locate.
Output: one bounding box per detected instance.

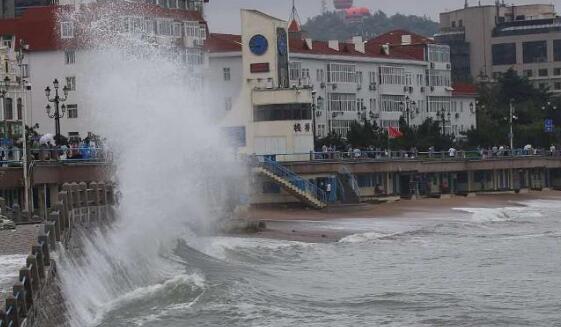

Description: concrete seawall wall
[0,182,116,327]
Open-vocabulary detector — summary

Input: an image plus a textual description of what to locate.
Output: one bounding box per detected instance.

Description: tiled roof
[205,33,242,53]
[369,29,434,45]
[452,82,478,96]
[0,4,205,52]
[206,32,426,61]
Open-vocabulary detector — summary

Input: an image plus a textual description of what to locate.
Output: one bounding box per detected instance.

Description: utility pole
[509,99,514,151]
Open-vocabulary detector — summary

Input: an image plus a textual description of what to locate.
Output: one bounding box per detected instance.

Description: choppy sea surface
[4,199,561,326]
[79,199,560,327]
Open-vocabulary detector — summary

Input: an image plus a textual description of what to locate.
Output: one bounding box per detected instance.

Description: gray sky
[206,0,560,33]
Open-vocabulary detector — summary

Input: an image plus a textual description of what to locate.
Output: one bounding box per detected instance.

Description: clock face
[249,35,268,56]
[278,30,287,56]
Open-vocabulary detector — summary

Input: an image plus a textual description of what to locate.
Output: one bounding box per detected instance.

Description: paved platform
[0,224,42,255]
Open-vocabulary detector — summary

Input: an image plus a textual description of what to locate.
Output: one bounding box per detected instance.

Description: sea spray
[55,4,244,326]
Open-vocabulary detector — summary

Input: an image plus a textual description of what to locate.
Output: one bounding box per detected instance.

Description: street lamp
[0,76,10,144]
[439,106,451,135]
[16,38,30,213]
[311,90,318,148]
[45,78,69,143]
[399,96,416,126]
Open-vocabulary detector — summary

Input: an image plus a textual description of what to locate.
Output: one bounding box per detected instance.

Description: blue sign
[249,35,268,56]
[545,119,554,133]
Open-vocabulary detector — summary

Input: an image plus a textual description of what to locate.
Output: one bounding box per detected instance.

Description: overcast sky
[206,0,560,33]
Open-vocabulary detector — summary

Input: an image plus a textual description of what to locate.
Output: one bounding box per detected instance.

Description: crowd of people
[0,134,109,164]
[313,144,561,161]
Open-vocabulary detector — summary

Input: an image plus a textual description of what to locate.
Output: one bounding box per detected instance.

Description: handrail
[260,157,327,203]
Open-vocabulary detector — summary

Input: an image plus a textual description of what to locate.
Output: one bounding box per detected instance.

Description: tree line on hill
[302,11,439,41]
[318,69,561,152]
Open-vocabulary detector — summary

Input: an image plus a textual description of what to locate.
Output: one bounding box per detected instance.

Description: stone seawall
[0,182,116,327]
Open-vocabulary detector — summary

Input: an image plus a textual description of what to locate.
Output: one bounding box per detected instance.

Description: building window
[66,76,76,91]
[254,103,311,122]
[316,69,325,82]
[380,95,405,112]
[380,120,399,128]
[555,82,561,90]
[225,97,232,111]
[289,62,302,81]
[2,36,13,49]
[169,0,178,8]
[380,66,405,85]
[157,20,172,36]
[60,22,74,39]
[554,40,561,62]
[223,67,231,81]
[427,69,451,87]
[369,71,376,84]
[301,68,311,83]
[67,104,78,119]
[416,73,424,86]
[524,69,533,78]
[356,71,363,85]
[427,44,450,63]
[20,64,29,78]
[172,22,182,37]
[185,21,205,38]
[329,93,356,112]
[64,49,76,64]
[492,43,516,65]
[369,98,376,111]
[3,98,13,120]
[356,98,365,111]
[16,98,22,120]
[539,69,548,77]
[327,63,356,83]
[523,41,547,64]
[185,49,203,65]
[554,68,561,76]
[331,120,354,137]
[538,83,547,89]
[428,96,450,113]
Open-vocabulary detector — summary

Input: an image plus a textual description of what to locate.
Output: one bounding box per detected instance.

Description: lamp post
[508,99,517,151]
[439,106,451,135]
[541,101,557,146]
[311,90,318,149]
[399,96,416,126]
[45,79,69,143]
[0,76,10,145]
[16,39,30,213]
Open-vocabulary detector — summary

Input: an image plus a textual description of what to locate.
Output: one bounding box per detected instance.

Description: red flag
[387,126,403,139]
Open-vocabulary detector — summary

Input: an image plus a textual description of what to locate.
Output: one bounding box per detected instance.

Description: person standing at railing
[550,144,557,156]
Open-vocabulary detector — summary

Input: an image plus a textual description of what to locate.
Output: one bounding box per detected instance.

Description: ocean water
[0,254,27,298]
[83,199,561,327]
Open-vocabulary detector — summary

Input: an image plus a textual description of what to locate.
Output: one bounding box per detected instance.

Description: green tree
[466,69,555,148]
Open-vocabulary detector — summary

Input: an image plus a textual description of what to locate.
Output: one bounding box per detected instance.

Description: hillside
[302,11,439,41]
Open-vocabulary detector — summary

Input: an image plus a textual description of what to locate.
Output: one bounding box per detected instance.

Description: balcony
[252,87,312,106]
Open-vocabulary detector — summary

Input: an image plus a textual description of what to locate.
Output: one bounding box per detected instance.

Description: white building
[206,17,478,148]
[0,2,208,141]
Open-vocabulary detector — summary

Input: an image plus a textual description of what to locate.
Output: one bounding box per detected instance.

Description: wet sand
[247,191,561,243]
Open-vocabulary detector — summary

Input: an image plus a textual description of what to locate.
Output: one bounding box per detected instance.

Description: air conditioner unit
[409,86,414,93]
[430,86,435,92]
[332,83,338,90]
[420,86,425,93]
[357,84,362,91]
[320,82,326,89]
[369,83,376,91]
[455,113,460,119]
[430,62,435,69]
[446,63,451,70]
[316,111,322,117]
[403,86,408,92]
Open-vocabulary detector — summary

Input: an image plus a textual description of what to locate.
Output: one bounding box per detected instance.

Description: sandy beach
[247,190,561,242]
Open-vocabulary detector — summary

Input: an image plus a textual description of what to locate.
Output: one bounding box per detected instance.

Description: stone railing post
[37,235,51,266]
[26,255,39,292]
[19,267,33,309]
[5,295,20,326]
[12,283,26,318]
[31,245,45,280]
[48,212,61,243]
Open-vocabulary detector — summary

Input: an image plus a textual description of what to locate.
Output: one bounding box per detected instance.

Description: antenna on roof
[465,0,469,8]
[321,0,327,14]
[289,0,303,34]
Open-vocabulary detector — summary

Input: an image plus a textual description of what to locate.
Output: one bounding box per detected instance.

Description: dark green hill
[302,11,439,41]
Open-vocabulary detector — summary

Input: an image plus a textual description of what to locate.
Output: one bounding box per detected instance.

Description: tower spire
[288,0,302,34]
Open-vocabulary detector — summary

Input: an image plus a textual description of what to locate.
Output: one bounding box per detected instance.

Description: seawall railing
[0,181,115,327]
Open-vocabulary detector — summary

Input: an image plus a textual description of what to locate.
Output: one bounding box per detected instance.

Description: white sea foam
[338,232,392,244]
[0,255,27,296]
[56,5,243,326]
[453,206,543,223]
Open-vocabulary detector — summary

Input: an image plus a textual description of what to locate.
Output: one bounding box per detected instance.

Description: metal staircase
[254,158,327,209]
